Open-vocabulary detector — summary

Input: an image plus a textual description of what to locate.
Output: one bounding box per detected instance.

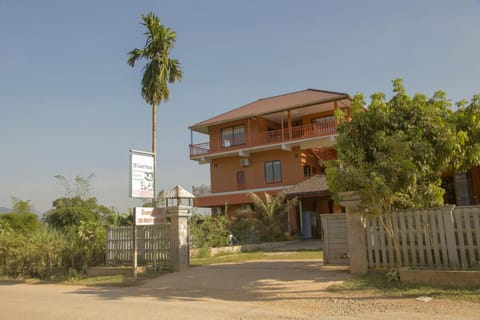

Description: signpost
[134,207,161,225]
[130,149,155,277]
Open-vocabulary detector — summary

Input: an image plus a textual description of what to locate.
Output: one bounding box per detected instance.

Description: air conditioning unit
[240,158,250,167]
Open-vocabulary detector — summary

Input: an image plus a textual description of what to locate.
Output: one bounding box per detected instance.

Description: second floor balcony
[190,121,338,161]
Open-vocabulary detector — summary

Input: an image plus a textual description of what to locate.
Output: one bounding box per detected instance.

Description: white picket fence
[106,225,171,268]
[365,205,480,268]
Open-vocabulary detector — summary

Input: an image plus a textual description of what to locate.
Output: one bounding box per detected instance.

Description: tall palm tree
[128,12,182,207]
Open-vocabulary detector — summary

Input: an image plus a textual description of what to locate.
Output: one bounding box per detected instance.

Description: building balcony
[190,122,338,162]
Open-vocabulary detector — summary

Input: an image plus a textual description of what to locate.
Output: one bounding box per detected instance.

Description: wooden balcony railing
[190,122,337,158]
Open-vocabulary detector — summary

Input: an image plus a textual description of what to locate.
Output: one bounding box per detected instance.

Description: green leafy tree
[248,191,298,242]
[128,12,183,207]
[0,198,40,233]
[326,79,463,266]
[43,197,115,231]
[54,173,95,200]
[453,94,480,172]
[327,79,457,212]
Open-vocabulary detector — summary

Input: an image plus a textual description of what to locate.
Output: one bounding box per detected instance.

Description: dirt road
[2,259,480,319]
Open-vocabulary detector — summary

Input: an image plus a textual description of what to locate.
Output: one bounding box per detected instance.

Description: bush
[61,220,106,274]
[228,217,258,244]
[0,227,64,279]
[0,212,41,234]
[189,215,231,248]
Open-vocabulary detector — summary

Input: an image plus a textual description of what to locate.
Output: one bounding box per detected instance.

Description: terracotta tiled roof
[286,175,329,195]
[190,89,349,132]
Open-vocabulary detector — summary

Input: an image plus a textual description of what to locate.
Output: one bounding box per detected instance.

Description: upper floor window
[265,160,282,184]
[221,125,245,147]
[312,115,336,126]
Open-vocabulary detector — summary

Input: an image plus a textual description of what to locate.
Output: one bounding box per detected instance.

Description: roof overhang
[189,90,351,134]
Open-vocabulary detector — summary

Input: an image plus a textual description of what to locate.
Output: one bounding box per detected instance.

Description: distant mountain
[0,207,44,216]
[0,207,12,214]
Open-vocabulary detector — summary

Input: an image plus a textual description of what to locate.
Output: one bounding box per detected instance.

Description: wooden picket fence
[365,205,480,268]
[105,225,172,268]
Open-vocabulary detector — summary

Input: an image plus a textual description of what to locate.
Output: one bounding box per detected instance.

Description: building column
[167,206,191,272]
[339,191,368,275]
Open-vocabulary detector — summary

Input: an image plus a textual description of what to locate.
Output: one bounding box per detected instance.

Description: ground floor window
[236,171,245,189]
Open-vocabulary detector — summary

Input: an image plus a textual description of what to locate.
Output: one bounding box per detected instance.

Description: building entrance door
[302,211,313,239]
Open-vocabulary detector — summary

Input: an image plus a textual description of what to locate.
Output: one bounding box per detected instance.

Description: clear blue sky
[1,0,479,213]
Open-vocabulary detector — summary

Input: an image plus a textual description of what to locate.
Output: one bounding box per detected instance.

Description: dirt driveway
[1,259,480,319]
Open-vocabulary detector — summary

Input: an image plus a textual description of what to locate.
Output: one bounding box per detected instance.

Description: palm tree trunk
[152,103,157,208]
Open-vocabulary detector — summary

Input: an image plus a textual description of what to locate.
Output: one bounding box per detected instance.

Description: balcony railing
[190,121,337,158]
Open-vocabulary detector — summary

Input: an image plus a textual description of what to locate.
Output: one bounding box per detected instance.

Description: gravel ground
[1,258,480,319]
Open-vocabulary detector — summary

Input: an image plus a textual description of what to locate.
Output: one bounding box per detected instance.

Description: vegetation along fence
[365,205,480,269]
[106,225,171,268]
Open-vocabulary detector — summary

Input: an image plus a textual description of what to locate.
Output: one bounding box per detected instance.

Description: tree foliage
[127,12,183,107]
[0,198,41,233]
[42,196,119,272]
[327,79,463,214]
[43,197,116,231]
[54,173,95,200]
[453,94,480,172]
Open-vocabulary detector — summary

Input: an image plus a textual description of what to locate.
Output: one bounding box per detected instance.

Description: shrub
[0,227,64,279]
[189,215,231,248]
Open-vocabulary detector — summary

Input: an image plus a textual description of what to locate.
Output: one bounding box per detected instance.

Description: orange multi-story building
[189,89,480,239]
[189,89,351,238]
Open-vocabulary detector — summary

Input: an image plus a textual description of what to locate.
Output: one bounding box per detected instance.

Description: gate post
[339,191,368,275]
[167,206,191,272]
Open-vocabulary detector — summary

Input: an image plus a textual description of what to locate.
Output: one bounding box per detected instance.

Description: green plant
[386,268,400,282]
[248,191,298,242]
[189,215,231,248]
[0,227,64,280]
[228,215,258,244]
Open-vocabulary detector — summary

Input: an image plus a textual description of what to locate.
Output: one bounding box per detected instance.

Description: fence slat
[423,211,434,266]
[365,219,375,265]
[464,209,476,265]
[455,212,468,265]
[436,208,448,266]
[105,224,171,267]
[414,213,425,265]
[473,210,480,263]
[399,212,409,266]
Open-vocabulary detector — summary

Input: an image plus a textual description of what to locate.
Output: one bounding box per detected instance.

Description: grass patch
[1,270,166,287]
[328,271,480,301]
[60,269,167,287]
[190,250,323,266]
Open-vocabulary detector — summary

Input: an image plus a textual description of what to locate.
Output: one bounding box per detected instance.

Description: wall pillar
[339,191,368,275]
[167,206,191,272]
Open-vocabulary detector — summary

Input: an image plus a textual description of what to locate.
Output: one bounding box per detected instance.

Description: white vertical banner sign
[130,150,155,199]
